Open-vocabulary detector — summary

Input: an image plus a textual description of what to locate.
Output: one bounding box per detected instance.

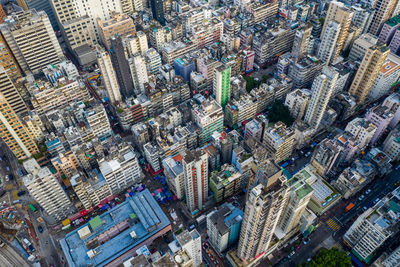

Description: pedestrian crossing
[326,218,340,231]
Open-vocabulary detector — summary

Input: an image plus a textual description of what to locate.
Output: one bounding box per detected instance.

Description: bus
[196,215,207,225]
[345,203,354,212]
[29,204,37,213]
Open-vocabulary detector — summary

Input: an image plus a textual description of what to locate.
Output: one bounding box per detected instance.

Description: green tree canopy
[268,100,294,126]
[243,75,261,92]
[299,248,352,267]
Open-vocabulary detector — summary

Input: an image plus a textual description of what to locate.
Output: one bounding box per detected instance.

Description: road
[30,208,62,267]
[268,168,400,266]
[0,141,63,267]
[0,241,30,267]
[338,168,400,225]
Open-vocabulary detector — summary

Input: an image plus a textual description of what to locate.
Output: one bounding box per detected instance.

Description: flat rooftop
[60,189,171,267]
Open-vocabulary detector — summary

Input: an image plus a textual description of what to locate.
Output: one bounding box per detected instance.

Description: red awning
[80,210,88,216]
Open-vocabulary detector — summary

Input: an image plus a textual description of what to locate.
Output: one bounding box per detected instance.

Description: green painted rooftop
[386,15,400,27]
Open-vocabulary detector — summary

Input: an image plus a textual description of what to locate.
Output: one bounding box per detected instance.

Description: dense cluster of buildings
[0,0,399,266]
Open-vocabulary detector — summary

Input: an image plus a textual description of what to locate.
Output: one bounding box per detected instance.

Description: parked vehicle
[38,226,43,233]
[17,191,26,196]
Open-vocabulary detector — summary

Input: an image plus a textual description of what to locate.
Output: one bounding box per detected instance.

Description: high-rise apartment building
[143,142,161,172]
[317,21,341,64]
[276,175,313,237]
[237,162,288,261]
[50,0,123,42]
[0,93,38,159]
[369,54,400,100]
[150,0,165,25]
[110,35,134,99]
[23,159,74,220]
[0,66,26,115]
[98,12,135,51]
[304,66,338,129]
[288,56,323,88]
[129,53,149,96]
[348,33,378,62]
[292,24,312,61]
[368,0,399,35]
[50,0,95,50]
[120,0,134,14]
[191,18,224,49]
[284,89,311,121]
[22,0,59,30]
[183,149,208,213]
[345,118,377,149]
[0,33,21,80]
[124,31,149,56]
[263,122,295,164]
[176,230,202,267]
[0,4,6,23]
[98,143,142,194]
[96,48,122,103]
[349,45,390,104]
[0,10,64,74]
[207,203,243,253]
[162,154,185,199]
[320,1,354,63]
[352,4,374,33]
[193,99,224,144]
[85,103,113,140]
[145,48,162,75]
[344,187,400,264]
[70,172,112,210]
[213,65,231,109]
[383,126,400,161]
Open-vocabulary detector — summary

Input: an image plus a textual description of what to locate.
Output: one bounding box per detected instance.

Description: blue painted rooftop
[60,189,171,267]
[46,138,60,147]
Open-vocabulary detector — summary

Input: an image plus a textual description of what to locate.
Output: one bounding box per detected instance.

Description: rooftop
[386,14,400,27]
[60,189,171,267]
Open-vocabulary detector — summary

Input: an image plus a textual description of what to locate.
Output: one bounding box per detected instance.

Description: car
[363,206,367,211]
[38,226,43,233]
[288,251,295,258]
[307,257,312,262]
[366,189,371,194]
[358,195,365,201]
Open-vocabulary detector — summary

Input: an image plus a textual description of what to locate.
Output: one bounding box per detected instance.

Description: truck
[29,204,37,213]
[345,203,355,212]
[23,238,31,246]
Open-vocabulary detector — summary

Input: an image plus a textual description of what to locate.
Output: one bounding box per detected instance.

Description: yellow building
[0,33,21,80]
[321,1,354,63]
[0,93,39,159]
[349,44,389,104]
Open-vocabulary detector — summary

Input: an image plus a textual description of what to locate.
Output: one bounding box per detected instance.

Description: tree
[262,74,271,82]
[299,248,352,267]
[243,75,261,92]
[267,100,294,126]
